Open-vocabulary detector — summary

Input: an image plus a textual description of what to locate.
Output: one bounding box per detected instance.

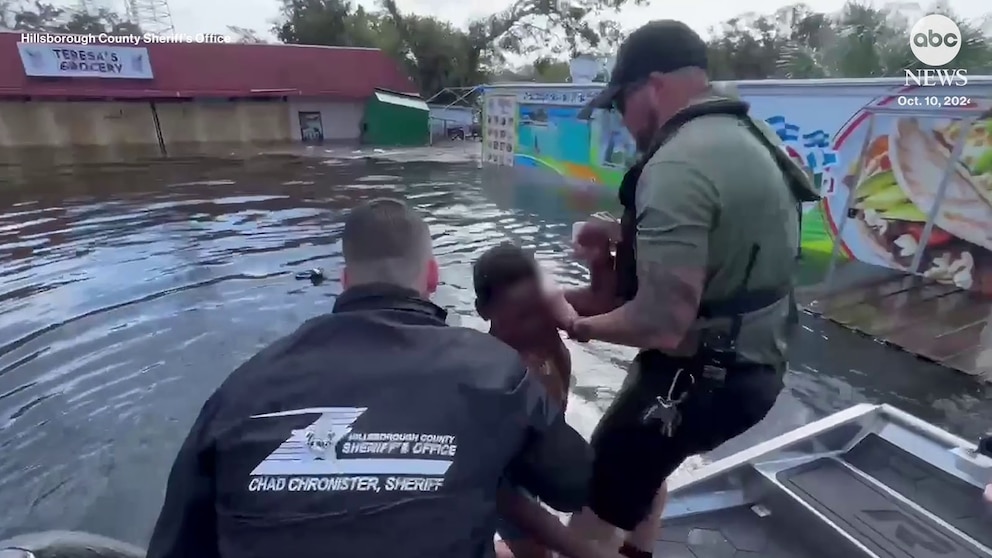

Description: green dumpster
[361,88,429,146]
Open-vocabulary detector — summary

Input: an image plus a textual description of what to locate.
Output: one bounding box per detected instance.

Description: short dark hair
[473,242,539,309]
[342,198,432,287]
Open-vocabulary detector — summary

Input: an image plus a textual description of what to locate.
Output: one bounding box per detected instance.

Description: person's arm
[146,393,222,558]
[497,488,622,558]
[505,367,592,513]
[549,336,572,411]
[573,161,716,350]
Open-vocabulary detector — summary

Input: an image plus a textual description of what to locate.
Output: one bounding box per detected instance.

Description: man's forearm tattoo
[628,259,704,348]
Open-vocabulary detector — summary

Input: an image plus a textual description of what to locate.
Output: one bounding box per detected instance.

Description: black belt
[697,285,791,319]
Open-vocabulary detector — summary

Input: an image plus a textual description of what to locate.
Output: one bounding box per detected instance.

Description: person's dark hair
[473,242,539,310]
[342,197,432,288]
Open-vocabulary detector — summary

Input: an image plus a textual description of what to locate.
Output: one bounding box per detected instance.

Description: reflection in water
[0,156,990,545]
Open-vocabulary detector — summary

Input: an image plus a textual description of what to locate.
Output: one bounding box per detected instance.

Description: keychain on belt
[641,367,695,437]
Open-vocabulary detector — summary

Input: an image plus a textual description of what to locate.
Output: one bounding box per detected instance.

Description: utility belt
[636,279,790,438]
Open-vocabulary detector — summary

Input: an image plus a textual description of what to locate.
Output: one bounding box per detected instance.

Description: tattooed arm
[572,162,717,351]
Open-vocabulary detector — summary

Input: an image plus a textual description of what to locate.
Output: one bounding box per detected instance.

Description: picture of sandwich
[849,116,992,293]
[935,117,992,195]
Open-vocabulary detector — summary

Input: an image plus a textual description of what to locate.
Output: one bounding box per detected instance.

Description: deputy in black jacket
[147,198,592,558]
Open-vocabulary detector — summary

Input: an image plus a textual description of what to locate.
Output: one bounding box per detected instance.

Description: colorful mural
[481,82,992,291]
[764,114,839,255]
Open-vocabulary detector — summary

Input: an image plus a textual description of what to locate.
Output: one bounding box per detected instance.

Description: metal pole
[424,87,452,104]
[444,86,479,110]
[908,116,975,274]
[425,86,480,109]
[821,112,877,289]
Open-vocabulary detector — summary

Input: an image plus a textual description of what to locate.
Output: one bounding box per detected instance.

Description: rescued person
[473,241,572,558]
[146,198,594,558]
[550,20,819,558]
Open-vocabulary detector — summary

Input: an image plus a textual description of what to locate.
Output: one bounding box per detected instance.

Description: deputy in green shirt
[554,20,817,558]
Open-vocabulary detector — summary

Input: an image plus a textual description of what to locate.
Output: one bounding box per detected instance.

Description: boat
[0,530,144,557]
[3,404,989,558]
[659,403,992,558]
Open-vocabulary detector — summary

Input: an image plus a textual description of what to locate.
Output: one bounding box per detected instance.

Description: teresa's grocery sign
[17,43,153,79]
[482,79,992,294]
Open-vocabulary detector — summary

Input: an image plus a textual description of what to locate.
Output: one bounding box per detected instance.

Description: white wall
[287,98,365,141]
[429,105,475,136]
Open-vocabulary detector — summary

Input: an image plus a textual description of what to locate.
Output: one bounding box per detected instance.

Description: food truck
[481,77,992,293]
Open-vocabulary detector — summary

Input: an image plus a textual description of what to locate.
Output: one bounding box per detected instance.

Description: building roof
[0,33,418,100]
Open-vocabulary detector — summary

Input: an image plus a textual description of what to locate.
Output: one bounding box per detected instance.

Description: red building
[0,32,419,149]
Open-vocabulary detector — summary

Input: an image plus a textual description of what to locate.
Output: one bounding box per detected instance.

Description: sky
[118,0,987,51]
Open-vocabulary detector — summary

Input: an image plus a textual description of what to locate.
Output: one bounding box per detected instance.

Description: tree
[778,2,992,77]
[270,0,640,96]
[705,13,788,80]
[372,8,483,93]
[228,25,267,43]
[377,0,642,95]
[272,0,473,95]
[274,0,383,48]
[1,0,141,35]
[705,1,992,80]
[491,57,574,83]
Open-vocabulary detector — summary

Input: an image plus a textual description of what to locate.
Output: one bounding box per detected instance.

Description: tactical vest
[615,99,815,362]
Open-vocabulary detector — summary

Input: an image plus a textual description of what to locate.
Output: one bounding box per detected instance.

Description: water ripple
[0,156,989,545]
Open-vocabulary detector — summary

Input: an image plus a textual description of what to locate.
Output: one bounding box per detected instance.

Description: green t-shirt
[635,100,800,370]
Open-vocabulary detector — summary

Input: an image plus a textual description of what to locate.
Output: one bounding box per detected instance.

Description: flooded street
[1,154,991,546]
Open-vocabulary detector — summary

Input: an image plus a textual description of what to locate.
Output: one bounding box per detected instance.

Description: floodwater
[1,152,991,546]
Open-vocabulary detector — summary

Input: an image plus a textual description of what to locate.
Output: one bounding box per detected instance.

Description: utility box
[361,88,429,146]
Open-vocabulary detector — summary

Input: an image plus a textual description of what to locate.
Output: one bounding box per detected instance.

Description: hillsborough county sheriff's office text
[19,33,231,46]
[904,14,968,87]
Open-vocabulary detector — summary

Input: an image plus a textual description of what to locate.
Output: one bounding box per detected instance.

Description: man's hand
[568,318,592,343]
[546,292,592,343]
[984,483,991,503]
[573,218,620,264]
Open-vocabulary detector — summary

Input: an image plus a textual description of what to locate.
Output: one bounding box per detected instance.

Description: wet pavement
[1,153,991,546]
[799,261,992,378]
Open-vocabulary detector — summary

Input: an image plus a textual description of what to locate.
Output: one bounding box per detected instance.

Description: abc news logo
[911,14,961,66]
[906,14,968,87]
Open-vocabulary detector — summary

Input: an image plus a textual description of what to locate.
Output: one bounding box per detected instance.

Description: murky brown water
[1,153,990,546]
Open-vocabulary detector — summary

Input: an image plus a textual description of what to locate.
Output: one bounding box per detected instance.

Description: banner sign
[517,89,600,106]
[17,43,153,79]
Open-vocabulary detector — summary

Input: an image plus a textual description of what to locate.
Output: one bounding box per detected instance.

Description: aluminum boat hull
[3,404,989,557]
[659,403,992,557]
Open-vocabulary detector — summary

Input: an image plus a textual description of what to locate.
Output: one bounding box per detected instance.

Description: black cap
[578,20,708,118]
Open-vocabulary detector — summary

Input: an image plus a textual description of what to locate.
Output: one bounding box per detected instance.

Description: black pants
[587,354,783,531]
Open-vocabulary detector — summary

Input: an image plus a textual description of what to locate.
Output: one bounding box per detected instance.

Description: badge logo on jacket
[302,414,345,461]
[245,406,459,494]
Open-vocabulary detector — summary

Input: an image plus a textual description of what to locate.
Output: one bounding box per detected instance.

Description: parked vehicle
[447,122,481,140]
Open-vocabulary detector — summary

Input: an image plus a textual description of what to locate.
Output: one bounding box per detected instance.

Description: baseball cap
[578,20,708,119]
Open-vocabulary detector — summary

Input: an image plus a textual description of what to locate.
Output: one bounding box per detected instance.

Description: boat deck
[797,260,992,379]
[658,506,820,557]
[655,405,991,558]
